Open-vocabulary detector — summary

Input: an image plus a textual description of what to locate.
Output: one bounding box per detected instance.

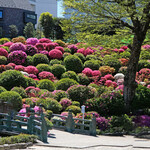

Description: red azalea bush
[25,45,38,56]
[10,42,26,52]
[119,58,129,66]
[55,46,64,53]
[24,66,39,75]
[39,38,52,43]
[96,117,111,130]
[26,38,39,46]
[82,68,93,77]
[15,65,25,71]
[0,48,8,57]
[49,49,63,59]
[38,71,55,81]
[8,50,27,65]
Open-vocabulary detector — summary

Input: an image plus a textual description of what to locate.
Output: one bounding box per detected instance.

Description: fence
[52,109,96,136]
[0,107,47,143]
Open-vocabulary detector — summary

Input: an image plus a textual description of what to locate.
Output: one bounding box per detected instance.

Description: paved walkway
[28,129,150,150]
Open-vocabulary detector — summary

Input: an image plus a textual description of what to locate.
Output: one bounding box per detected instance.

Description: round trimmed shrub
[25,77,38,87]
[51,64,66,79]
[3,42,13,47]
[50,59,62,66]
[0,70,27,90]
[46,43,56,51]
[63,52,71,59]
[8,50,27,65]
[64,55,83,73]
[61,71,78,81]
[55,78,79,91]
[54,40,66,47]
[11,87,27,98]
[49,49,63,59]
[24,56,33,66]
[0,38,10,45]
[33,53,49,66]
[36,64,51,73]
[67,44,78,54]
[12,36,26,44]
[38,79,55,91]
[0,91,22,111]
[55,46,64,53]
[64,48,71,53]
[60,98,72,110]
[0,86,7,94]
[74,53,86,63]
[0,48,8,57]
[26,38,39,46]
[36,98,62,113]
[52,90,68,101]
[39,38,52,43]
[84,60,100,70]
[72,101,80,107]
[66,105,81,115]
[77,73,90,85]
[86,55,98,61]
[25,45,38,56]
[38,71,55,81]
[0,56,7,65]
[9,42,26,52]
[24,66,38,75]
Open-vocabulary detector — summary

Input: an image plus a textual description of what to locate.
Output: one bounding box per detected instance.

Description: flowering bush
[25,86,41,97]
[77,48,94,56]
[0,48,8,57]
[59,98,72,110]
[52,90,68,101]
[29,74,37,79]
[46,43,56,51]
[136,68,150,82]
[55,46,64,53]
[38,71,55,81]
[10,42,26,52]
[12,36,26,44]
[7,63,16,68]
[92,70,101,76]
[67,44,78,54]
[24,66,39,75]
[35,43,44,52]
[3,42,14,47]
[39,38,52,43]
[8,50,27,65]
[133,115,150,127]
[15,65,25,71]
[61,71,78,81]
[82,68,93,77]
[49,49,63,59]
[119,58,129,66]
[40,50,49,56]
[99,66,115,76]
[104,74,114,80]
[25,45,38,56]
[26,38,39,46]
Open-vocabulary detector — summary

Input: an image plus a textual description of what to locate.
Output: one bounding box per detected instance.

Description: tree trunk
[123,34,145,112]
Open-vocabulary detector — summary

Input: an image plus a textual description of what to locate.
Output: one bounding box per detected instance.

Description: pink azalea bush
[77,48,94,56]
[24,66,39,75]
[38,71,55,81]
[49,49,63,59]
[55,46,64,53]
[15,65,25,71]
[40,50,49,56]
[26,38,39,46]
[10,42,26,52]
[35,43,44,52]
[25,45,38,56]
[67,44,78,54]
[39,38,52,43]
[29,74,37,79]
[3,42,14,47]
[92,70,101,76]
[104,74,114,80]
[59,98,72,110]
[82,68,93,77]
[8,50,27,65]
[25,86,41,97]
[0,48,8,57]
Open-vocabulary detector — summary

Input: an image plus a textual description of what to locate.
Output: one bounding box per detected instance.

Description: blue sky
[57,0,64,18]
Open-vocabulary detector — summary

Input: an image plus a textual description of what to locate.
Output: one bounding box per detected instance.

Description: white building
[29,0,57,22]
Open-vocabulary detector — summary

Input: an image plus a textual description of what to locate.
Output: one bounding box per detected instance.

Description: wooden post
[90,113,96,136]
[66,109,75,133]
[27,108,34,134]
[6,114,12,131]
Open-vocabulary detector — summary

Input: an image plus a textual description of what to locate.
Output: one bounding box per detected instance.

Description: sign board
[81,105,85,113]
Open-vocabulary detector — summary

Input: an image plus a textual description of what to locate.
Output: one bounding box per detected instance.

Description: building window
[0,27,3,37]
[27,14,36,20]
[0,10,3,19]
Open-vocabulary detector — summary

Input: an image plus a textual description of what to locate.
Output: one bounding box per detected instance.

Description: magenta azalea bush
[8,50,27,65]
[3,42,13,47]
[55,46,64,53]
[0,48,8,57]
[35,43,44,52]
[25,45,38,56]
[15,65,25,71]
[10,42,26,52]
[82,68,93,77]
[26,38,39,46]
[49,49,63,59]
[59,98,72,110]
[39,38,52,43]
[67,44,78,54]
[24,66,39,75]
[38,71,55,81]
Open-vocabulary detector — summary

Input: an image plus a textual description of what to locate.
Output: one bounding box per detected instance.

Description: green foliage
[66,105,81,115]
[25,77,38,87]
[11,87,27,98]
[0,38,10,45]
[138,60,150,71]
[64,48,71,53]
[61,71,78,81]
[45,117,53,130]
[24,22,35,38]
[36,98,62,113]
[33,54,49,66]
[132,85,150,110]
[72,101,80,107]
[0,91,22,111]
[84,60,100,70]
[77,73,90,86]
[54,40,66,47]
[140,50,150,60]
[0,134,37,145]
[24,56,33,66]
[0,56,7,65]
[53,90,68,101]
[39,12,54,38]
[36,64,51,73]
[51,64,66,79]
[0,86,7,94]
[46,110,53,120]
[9,25,18,38]
[38,79,55,92]
[74,53,86,63]
[0,70,27,90]
[120,51,131,59]
[64,55,83,73]
[55,78,78,91]
[86,55,98,61]
[50,59,62,66]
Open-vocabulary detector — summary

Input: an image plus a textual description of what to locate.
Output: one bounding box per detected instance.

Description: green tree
[24,22,35,38]
[39,12,54,38]
[9,25,18,38]
[63,0,150,111]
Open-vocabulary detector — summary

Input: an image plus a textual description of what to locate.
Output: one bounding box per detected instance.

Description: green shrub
[119,51,131,59]
[61,71,78,81]
[72,101,80,107]
[50,59,62,66]
[77,73,90,85]
[55,78,78,91]
[67,85,95,104]
[0,134,37,145]
[11,87,27,98]
[24,22,35,38]
[54,40,66,47]
[63,52,71,59]
[52,90,68,101]
[0,86,7,94]
[24,55,33,66]
[36,98,62,113]
[0,56,7,65]
[86,55,98,60]
[45,117,53,130]
[0,70,27,90]
[9,25,18,38]
[46,110,53,119]
[36,64,51,73]
[138,60,150,71]
[1,46,10,53]
[84,60,100,70]
[140,50,150,60]
[0,91,22,111]
[25,77,38,87]
[33,54,49,66]
[66,105,81,115]
[0,38,10,45]
[74,53,86,63]
[51,64,66,79]
[38,79,55,91]
[132,85,150,110]
[64,48,71,53]
[64,55,83,73]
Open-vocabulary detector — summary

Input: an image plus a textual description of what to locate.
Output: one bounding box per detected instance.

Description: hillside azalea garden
[0,37,150,135]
